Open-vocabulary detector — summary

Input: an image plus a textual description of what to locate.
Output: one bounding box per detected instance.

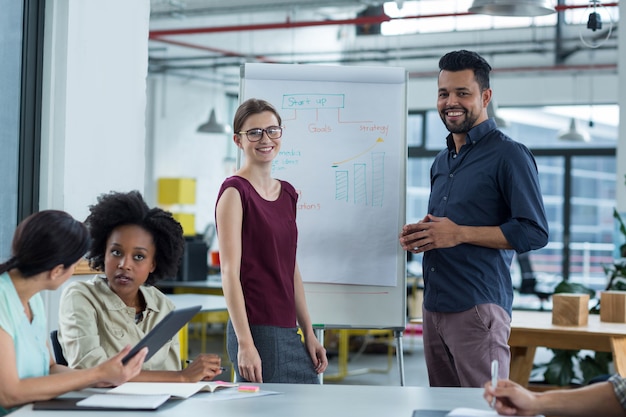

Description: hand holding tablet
[122,305,201,364]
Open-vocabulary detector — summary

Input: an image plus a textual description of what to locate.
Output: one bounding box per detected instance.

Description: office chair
[50,330,68,366]
[517,252,552,310]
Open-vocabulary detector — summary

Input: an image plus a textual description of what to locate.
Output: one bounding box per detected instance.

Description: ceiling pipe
[148,2,618,76]
[149,3,617,37]
[150,37,278,63]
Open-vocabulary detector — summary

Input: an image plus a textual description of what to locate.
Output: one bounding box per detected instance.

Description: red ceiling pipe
[149,3,618,38]
[150,11,466,38]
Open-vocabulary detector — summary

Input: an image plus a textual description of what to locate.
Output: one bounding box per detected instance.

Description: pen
[185,360,226,372]
[490,359,498,407]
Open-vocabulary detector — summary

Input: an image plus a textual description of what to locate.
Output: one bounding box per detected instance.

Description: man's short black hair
[439,50,492,91]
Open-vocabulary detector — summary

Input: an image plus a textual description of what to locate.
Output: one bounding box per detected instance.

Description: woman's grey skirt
[226,320,319,384]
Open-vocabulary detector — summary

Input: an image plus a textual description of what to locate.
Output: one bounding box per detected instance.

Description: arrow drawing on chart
[331,137,384,167]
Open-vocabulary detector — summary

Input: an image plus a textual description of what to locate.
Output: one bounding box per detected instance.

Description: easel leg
[395,330,405,386]
[315,327,324,384]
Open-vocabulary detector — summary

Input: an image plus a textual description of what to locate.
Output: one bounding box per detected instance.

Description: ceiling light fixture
[468,0,556,16]
[579,0,613,49]
[557,118,590,143]
[197,108,231,134]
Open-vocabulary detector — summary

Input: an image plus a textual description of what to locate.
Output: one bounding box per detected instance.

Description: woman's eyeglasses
[237,126,283,142]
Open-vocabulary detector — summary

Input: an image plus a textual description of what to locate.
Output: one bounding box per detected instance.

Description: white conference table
[13,383,491,417]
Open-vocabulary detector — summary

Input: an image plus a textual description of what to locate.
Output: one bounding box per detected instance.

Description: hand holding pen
[186,359,226,372]
[180,353,224,382]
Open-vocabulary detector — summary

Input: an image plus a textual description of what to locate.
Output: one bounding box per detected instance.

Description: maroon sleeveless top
[216,176,298,327]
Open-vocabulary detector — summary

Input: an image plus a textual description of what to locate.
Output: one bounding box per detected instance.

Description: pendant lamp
[557,118,590,142]
[469,0,556,16]
[197,108,231,134]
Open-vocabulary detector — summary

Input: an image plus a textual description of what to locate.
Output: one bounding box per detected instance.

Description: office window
[570,156,616,288]
[0,2,24,258]
[533,156,565,278]
[406,113,423,147]
[0,0,45,258]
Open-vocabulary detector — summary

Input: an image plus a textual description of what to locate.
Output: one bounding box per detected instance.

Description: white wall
[147,74,234,235]
[40,0,151,333]
[40,0,151,220]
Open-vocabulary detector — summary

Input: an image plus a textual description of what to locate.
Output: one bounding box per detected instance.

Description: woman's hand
[237,344,263,383]
[93,345,147,387]
[305,336,328,374]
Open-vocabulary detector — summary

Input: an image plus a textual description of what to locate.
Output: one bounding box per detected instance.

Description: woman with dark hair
[216,98,327,383]
[0,210,146,416]
[58,190,222,382]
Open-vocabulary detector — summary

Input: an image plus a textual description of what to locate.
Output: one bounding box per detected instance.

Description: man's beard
[440,108,478,134]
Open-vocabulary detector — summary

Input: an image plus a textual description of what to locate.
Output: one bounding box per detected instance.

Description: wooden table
[509,310,626,386]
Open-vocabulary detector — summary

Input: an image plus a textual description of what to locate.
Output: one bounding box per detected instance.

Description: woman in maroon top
[215,98,327,383]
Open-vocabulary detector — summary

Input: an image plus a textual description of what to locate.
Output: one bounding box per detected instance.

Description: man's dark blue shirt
[423,118,549,317]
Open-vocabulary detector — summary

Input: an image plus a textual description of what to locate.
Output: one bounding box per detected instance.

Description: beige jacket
[58,276,181,370]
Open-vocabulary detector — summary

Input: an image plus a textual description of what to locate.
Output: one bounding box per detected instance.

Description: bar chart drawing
[354,163,367,206]
[371,152,385,207]
[333,151,385,206]
[335,171,349,202]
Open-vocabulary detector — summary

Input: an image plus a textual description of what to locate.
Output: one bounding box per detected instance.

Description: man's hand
[399,214,461,254]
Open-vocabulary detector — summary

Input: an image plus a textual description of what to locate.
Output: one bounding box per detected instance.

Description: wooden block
[552,293,589,326]
[600,291,626,323]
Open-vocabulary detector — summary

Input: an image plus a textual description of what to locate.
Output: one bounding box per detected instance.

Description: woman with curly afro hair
[58,190,223,382]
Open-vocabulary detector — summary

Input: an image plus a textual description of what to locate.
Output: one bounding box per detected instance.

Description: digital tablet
[122,304,202,364]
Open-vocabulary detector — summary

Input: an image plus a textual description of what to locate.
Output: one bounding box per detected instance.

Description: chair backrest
[50,330,68,366]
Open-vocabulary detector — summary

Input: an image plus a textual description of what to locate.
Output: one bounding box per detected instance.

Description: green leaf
[580,355,609,384]
[543,350,577,386]
[593,351,613,368]
[553,281,595,298]
[614,208,626,238]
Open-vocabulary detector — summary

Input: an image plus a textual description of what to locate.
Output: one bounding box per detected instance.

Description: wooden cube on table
[600,291,626,323]
[551,293,589,326]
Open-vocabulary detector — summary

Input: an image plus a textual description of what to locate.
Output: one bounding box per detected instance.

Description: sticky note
[238,385,260,393]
